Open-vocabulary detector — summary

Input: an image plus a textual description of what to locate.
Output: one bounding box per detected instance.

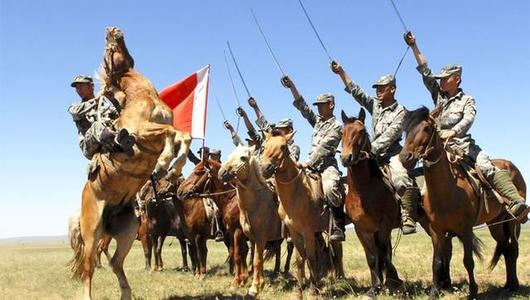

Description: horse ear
[285,131,296,142]
[358,108,366,123]
[264,131,272,141]
[341,110,350,123]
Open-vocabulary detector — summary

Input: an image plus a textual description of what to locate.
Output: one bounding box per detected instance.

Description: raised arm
[247,97,270,131]
[223,120,243,146]
[281,75,317,127]
[236,106,260,138]
[404,32,440,104]
[331,61,374,114]
[187,149,201,165]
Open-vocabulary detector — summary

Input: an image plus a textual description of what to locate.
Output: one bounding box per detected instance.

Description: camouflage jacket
[417,63,477,152]
[345,82,406,160]
[68,96,121,135]
[293,96,342,171]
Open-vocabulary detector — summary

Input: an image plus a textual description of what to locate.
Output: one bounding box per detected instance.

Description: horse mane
[403,106,430,135]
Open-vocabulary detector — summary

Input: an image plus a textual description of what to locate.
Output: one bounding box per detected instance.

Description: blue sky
[0,1,528,238]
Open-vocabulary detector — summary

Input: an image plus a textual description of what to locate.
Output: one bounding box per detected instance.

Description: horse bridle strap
[275,168,303,185]
[351,126,370,164]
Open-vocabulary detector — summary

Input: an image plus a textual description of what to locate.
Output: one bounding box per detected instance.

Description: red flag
[159,65,210,139]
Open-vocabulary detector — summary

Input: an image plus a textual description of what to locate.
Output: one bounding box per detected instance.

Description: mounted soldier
[281,75,346,241]
[68,75,135,159]
[331,62,420,234]
[404,31,529,222]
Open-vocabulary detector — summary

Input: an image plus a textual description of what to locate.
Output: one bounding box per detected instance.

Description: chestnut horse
[340,109,403,296]
[260,132,344,298]
[69,27,191,300]
[400,107,525,299]
[219,145,291,297]
[177,159,249,285]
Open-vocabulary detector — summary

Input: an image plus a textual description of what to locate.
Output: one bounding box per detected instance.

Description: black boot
[329,206,346,241]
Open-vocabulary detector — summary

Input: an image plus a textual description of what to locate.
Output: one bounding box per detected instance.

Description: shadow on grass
[477,284,530,300]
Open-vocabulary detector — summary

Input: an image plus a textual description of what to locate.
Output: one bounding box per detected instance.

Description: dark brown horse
[177,159,249,285]
[136,173,193,272]
[400,107,525,299]
[340,109,403,296]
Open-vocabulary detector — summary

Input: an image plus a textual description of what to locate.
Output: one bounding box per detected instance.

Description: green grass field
[1,228,529,299]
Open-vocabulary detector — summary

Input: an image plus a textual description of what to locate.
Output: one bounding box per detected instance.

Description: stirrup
[329,228,345,242]
[214,231,224,242]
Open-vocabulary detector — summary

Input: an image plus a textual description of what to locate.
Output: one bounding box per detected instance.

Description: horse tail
[471,232,484,261]
[489,220,513,271]
[315,234,334,278]
[67,209,85,281]
[263,240,280,262]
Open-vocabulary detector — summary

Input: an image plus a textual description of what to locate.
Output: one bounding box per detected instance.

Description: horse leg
[302,232,319,297]
[195,236,208,278]
[248,240,255,275]
[273,240,281,274]
[355,229,383,297]
[157,235,166,271]
[440,236,453,290]
[179,238,189,272]
[290,233,306,297]
[284,240,294,274]
[331,240,345,278]
[141,230,152,271]
[231,233,242,287]
[102,236,112,266]
[248,240,265,297]
[461,230,478,299]
[379,229,402,290]
[151,235,160,271]
[429,230,448,299]
[78,188,105,300]
[488,221,520,290]
[235,229,249,286]
[224,235,234,275]
[109,206,139,300]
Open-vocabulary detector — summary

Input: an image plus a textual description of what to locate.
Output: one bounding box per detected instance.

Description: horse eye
[240,156,248,162]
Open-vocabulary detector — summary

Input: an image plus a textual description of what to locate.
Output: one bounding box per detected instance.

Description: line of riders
[69,31,529,247]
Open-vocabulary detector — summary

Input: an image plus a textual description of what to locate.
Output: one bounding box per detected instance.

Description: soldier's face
[276,127,291,136]
[317,102,334,118]
[439,75,460,94]
[75,83,94,100]
[376,84,395,102]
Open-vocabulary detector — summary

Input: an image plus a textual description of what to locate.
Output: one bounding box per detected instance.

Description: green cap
[372,74,396,88]
[312,93,335,105]
[70,75,93,87]
[434,65,462,79]
[276,118,293,128]
[210,148,221,156]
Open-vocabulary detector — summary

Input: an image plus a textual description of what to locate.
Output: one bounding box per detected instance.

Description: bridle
[410,120,444,167]
[347,121,371,165]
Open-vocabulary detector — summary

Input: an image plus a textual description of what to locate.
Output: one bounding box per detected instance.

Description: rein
[350,125,371,164]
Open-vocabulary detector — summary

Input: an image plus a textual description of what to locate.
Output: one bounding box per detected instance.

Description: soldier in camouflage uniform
[68,75,135,159]
[405,32,529,222]
[331,62,420,234]
[209,148,222,164]
[281,75,346,241]
[273,118,301,163]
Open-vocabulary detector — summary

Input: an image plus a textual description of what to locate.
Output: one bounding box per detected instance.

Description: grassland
[0,228,529,299]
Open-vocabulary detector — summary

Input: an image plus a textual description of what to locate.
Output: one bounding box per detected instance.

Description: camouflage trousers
[79,121,110,159]
[321,165,344,207]
[387,154,414,196]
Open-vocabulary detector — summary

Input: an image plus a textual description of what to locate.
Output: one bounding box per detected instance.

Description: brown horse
[340,109,403,296]
[400,107,525,299]
[260,132,344,298]
[177,159,249,285]
[219,145,286,297]
[136,173,193,272]
[69,27,191,300]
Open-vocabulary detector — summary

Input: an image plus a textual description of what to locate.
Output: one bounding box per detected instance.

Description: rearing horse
[400,107,525,299]
[260,132,343,298]
[340,108,403,297]
[69,27,191,300]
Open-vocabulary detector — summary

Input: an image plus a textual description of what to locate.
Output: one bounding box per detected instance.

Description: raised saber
[297,0,332,61]
[250,8,286,76]
[214,95,228,121]
[223,49,242,106]
[226,41,252,98]
[389,0,409,33]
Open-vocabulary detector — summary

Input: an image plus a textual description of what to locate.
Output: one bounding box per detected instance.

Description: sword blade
[389,0,409,33]
[226,41,252,98]
[223,49,242,106]
[297,0,332,61]
[250,8,286,76]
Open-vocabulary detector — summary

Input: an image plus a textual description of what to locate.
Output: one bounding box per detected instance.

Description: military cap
[312,93,335,105]
[209,148,221,156]
[197,146,210,155]
[371,74,396,88]
[434,64,462,79]
[276,118,293,128]
[70,75,93,87]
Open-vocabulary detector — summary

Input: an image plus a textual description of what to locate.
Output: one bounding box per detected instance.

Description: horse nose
[261,163,274,179]
[340,153,353,166]
[219,169,231,181]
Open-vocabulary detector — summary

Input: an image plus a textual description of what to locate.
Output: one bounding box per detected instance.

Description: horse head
[340,108,370,167]
[177,159,220,199]
[219,145,256,182]
[102,27,135,87]
[260,131,295,179]
[400,106,440,169]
